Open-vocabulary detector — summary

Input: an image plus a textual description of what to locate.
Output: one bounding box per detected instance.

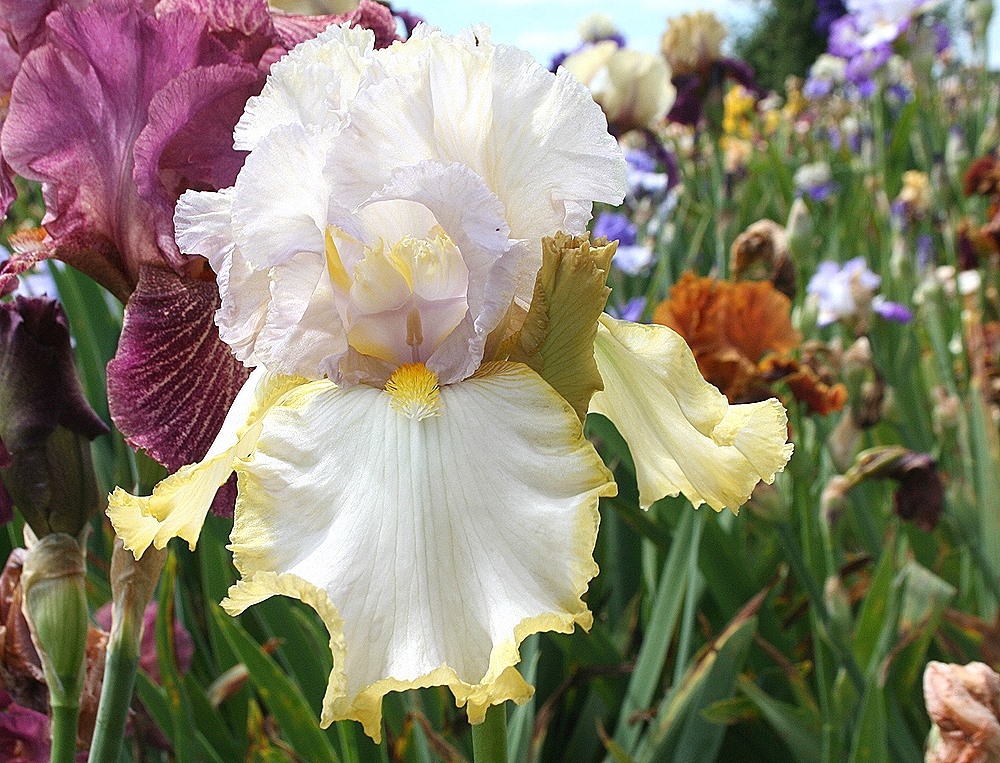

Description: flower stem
[89,541,166,762]
[472,703,508,763]
[50,702,81,763]
[89,635,140,763]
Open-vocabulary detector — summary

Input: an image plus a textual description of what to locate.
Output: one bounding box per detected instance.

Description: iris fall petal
[223,362,616,739]
[108,368,305,558]
[590,314,793,512]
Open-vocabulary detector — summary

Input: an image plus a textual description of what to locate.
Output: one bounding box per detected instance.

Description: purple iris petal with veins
[0,0,396,476]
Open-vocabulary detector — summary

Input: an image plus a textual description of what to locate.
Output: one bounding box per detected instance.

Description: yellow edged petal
[107,369,306,559]
[221,362,616,741]
[590,314,793,512]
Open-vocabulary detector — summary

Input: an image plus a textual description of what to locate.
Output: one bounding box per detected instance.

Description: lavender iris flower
[807,258,881,326]
[872,296,914,322]
[593,211,638,247]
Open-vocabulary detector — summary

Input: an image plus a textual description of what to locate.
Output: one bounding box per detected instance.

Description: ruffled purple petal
[106,265,250,472]
[269,0,399,51]
[133,63,262,257]
[2,3,221,299]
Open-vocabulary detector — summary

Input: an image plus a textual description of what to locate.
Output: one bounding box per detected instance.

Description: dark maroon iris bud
[851,446,944,531]
[0,296,108,535]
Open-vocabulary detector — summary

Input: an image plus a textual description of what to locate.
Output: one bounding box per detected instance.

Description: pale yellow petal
[590,315,793,512]
[107,369,306,559]
[222,362,616,740]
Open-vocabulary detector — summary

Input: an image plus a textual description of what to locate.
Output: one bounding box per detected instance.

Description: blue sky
[405,1,1000,69]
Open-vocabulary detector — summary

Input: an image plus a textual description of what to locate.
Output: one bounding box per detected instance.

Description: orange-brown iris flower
[654,272,846,414]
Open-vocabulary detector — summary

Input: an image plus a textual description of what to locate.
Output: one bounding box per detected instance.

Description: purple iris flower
[0,0,397,479]
[608,296,648,323]
[815,0,848,38]
[807,257,881,326]
[873,297,913,322]
[593,212,638,247]
[804,77,835,99]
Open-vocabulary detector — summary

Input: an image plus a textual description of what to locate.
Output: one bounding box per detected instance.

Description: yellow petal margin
[590,314,793,512]
[221,362,617,741]
[107,369,306,559]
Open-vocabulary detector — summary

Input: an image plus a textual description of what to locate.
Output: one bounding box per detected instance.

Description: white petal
[358,161,518,384]
[231,123,332,269]
[325,34,626,297]
[223,362,616,739]
[174,189,271,365]
[234,23,376,151]
[590,315,793,512]
[255,252,348,379]
[107,369,305,558]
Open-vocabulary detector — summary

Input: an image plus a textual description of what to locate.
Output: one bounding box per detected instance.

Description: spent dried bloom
[925,661,1000,763]
[849,446,944,530]
[964,154,1000,197]
[731,219,796,299]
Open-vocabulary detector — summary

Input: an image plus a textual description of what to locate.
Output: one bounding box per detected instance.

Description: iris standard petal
[108,369,305,558]
[222,362,616,739]
[590,315,793,512]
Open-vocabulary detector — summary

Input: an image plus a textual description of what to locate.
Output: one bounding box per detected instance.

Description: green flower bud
[20,532,88,708]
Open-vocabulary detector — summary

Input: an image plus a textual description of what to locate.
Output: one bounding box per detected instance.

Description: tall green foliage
[735,0,828,92]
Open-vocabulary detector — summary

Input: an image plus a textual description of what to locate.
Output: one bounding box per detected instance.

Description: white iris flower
[108,24,792,740]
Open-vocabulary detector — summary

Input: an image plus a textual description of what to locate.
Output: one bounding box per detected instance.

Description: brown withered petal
[963,154,1000,197]
[758,355,848,416]
[892,453,944,532]
[924,661,1000,763]
[0,548,45,710]
[654,272,800,402]
[731,219,796,299]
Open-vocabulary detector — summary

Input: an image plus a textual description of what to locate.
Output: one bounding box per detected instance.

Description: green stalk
[89,622,142,762]
[472,703,508,763]
[89,541,166,762]
[672,510,705,686]
[50,703,81,763]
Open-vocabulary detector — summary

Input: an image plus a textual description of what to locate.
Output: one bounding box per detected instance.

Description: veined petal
[108,369,306,559]
[223,362,616,740]
[590,315,793,512]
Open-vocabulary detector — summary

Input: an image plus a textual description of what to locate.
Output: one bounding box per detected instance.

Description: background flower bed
[1,1,999,761]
